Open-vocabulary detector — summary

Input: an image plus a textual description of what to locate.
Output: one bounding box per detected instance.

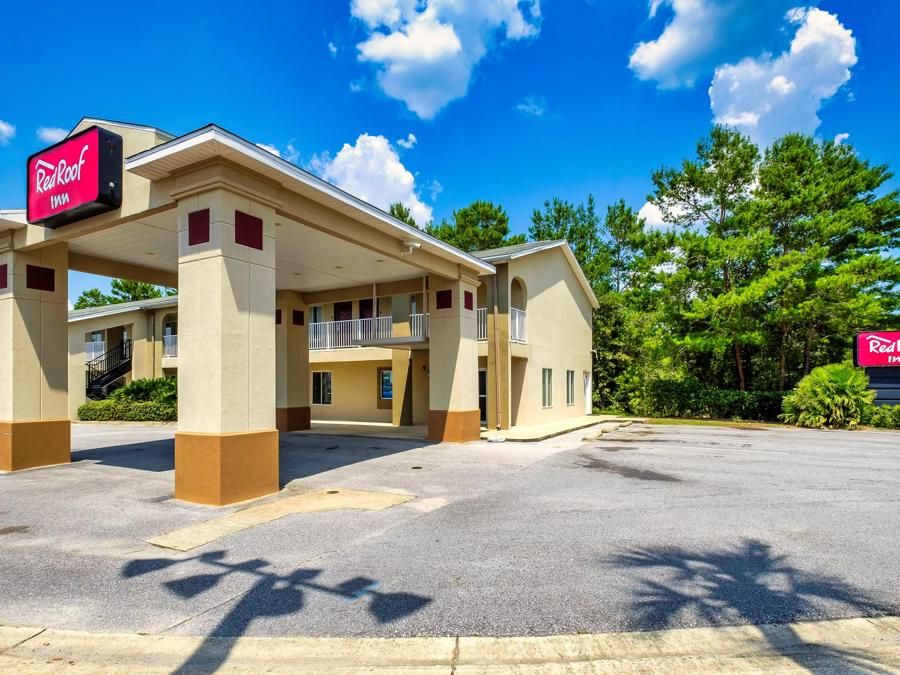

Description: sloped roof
[473,240,599,309]
[69,295,178,323]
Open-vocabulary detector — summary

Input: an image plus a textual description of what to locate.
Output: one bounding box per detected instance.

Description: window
[312,371,332,405]
[379,368,393,400]
[566,370,575,406]
[309,305,323,324]
[542,368,553,408]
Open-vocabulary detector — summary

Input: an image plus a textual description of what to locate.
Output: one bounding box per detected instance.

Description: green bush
[861,403,900,430]
[108,377,177,405]
[79,378,177,422]
[78,399,177,422]
[623,376,783,421]
[779,364,875,430]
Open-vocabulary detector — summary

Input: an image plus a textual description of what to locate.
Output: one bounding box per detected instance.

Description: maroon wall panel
[188,209,210,246]
[464,290,473,311]
[292,309,304,326]
[26,265,55,292]
[436,289,452,310]
[0,264,7,290]
[235,211,263,250]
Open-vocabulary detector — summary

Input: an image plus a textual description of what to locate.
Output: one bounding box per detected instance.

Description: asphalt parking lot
[1,422,898,640]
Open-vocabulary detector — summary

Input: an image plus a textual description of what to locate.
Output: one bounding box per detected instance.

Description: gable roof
[69,295,178,323]
[472,240,599,309]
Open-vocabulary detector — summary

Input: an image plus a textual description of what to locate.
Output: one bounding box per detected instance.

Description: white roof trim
[0,209,27,230]
[126,125,495,275]
[69,297,178,323]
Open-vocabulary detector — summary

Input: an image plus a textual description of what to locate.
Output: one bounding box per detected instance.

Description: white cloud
[709,7,857,147]
[629,0,797,89]
[311,133,433,226]
[516,95,547,117]
[428,179,443,201]
[639,201,675,231]
[352,0,541,118]
[0,120,15,145]
[328,41,338,57]
[396,132,417,149]
[256,143,281,157]
[833,132,850,145]
[37,126,68,144]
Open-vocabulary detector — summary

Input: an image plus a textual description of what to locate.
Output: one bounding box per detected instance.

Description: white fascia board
[0,210,28,230]
[126,125,495,276]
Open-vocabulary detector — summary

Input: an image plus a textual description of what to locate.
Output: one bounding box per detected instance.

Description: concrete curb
[1,616,897,673]
[581,419,642,441]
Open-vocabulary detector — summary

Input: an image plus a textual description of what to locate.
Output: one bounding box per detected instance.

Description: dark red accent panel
[188,209,210,246]
[26,265,55,292]
[0,264,7,290]
[275,309,282,325]
[436,289,452,310]
[292,309,304,326]
[464,290,474,311]
[235,210,263,250]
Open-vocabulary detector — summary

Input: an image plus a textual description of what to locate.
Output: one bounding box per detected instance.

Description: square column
[275,290,310,431]
[427,274,480,442]
[486,268,512,430]
[175,189,278,505]
[0,243,70,471]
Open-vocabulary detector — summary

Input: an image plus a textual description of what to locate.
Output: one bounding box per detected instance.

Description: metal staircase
[85,339,132,399]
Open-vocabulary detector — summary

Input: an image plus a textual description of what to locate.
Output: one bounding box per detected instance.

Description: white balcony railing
[163,335,178,357]
[477,308,487,341]
[85,342,106,362]
[309,317,392,350]
[511,307,526,343]
[411,313,429,338]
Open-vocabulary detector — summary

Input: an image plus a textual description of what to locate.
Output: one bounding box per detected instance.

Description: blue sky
[1,0,897,304]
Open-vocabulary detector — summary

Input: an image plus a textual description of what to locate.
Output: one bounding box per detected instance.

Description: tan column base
[175,429,279,506]
[0,420,71,472]
[427,410,481,443]
[276,407,311,432]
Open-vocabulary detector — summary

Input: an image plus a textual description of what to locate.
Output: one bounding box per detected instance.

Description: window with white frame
[312,371,332,405]
[542,368,553,408]
[566,370,575,406]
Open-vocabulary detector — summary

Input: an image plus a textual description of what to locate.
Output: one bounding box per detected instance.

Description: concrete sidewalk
[481,414,640,442]
[1,616,898,673]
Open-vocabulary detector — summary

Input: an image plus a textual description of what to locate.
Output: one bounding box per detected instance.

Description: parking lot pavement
[0,422,898,641]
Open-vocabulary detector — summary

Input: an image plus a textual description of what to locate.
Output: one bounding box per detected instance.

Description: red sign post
[26,126,123,228]
[855,331,900,368]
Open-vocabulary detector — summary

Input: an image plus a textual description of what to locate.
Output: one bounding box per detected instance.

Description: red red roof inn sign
[27,126,123,228]
[855,331,900,367]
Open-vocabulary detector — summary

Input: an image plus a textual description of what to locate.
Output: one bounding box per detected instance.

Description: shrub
[626,377,783,421]
[108,377,177,405]
[861,403,900,430]
[779,364,875,430]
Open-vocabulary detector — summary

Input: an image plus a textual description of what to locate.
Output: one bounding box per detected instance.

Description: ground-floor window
[566,370,575,406]
[379,368,393,400]
[542,368,553,408]
[312,371,332,405]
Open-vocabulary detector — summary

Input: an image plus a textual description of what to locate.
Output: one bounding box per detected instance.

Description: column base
[276,407,311,432]
[0,420,71,472]
[175,429,279,505]
[427,410,481,443]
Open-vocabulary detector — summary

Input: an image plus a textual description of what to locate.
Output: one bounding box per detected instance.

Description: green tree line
[403,126,899,409]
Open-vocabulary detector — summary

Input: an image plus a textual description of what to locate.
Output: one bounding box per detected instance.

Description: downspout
[491,274,502,430]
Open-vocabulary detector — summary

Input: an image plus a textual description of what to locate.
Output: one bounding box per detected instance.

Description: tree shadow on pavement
[608,538,896,674]
[122,551,431,673]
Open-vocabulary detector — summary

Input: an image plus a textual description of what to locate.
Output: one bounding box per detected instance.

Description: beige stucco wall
[505,248,593,425]
[310,359,393,423]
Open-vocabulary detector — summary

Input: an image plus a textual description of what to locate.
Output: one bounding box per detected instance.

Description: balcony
[309,317,393,350]
[511,307,526,343]
[411,313,428,338]
[163,335,178,357]
[85,342,106,362]
[475,308,526,343]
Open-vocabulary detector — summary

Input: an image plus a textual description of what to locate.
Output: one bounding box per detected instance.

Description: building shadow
[278,434,428,485]
[73,439,176,472]
[122,551,431,673]
[607,538,896,673]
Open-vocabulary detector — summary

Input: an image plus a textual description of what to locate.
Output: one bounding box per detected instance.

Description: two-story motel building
[1,119,597,506]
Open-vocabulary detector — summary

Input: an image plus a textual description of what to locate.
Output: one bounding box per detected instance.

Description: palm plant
[779,363,874,429]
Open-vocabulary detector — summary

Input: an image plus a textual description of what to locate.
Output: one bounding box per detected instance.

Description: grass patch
[646,417,786,429]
